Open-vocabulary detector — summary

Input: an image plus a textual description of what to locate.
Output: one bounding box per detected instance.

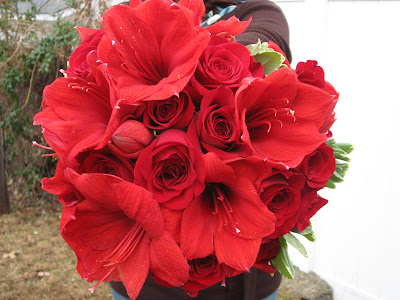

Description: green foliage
[0,0,107,207]
[292,224,316,242]
[326,139,354,189]
[246,39,286,75]
[272,237,295,279]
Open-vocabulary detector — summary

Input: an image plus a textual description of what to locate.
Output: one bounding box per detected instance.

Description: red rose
[134,129,205,210]
[296,189,328,232]
[182,254,227,297]
[143,90,195,130]
[296,60,325,88]
[81,152,135,182]
[109,120,155,159]
[190,35,264,99]
[66,29,105,79]
[258,171,305,238]
[254,239,281,274]
[298,143,336,189]
[194,86,251,159]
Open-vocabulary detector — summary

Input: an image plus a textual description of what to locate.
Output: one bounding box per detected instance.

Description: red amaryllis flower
[143,90,195,130]
[296,189,328,232]
[190,35,264,99]
[134,129,205,210]
[177,0,251,39]
[258,170,305,238]
[180,152,276,271]
[33,77,112,167]
[41,159,83,207]
[66,28,105,80]
[178,0,206,26]
[183,254,228,297]
[205,16,252,40]
[193,86,252,159]
[62,170,189,300]
[98,0,210,103]
[295,60,339,134]
[297,142,336,189]
[235,67,332,168]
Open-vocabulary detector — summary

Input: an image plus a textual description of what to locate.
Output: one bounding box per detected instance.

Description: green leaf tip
[272,237,295,279]
[246,40,285,75]
[284,233,308,258]
[326,138,353,187]
[292,225,316,242]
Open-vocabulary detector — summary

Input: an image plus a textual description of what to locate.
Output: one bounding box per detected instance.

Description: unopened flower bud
[109,120,154,158]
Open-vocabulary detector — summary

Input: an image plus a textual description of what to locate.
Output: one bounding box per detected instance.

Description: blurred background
[1,0,399,299]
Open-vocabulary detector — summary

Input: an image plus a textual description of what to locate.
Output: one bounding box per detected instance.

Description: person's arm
[221,0,292,62]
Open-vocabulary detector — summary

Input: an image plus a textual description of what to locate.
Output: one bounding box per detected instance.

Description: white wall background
[275,1,400,299]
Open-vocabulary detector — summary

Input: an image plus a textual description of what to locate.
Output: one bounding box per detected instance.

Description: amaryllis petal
[33,77,111,166]
[181,154,275,269]
[178,0,205,26]
[181,196,214,259]
[76,27,101,41]
[253,123,327,163]
[291,82,338,129]
[206,16,251,37]
[160,206,183,243]
[235,67,328,166]
[149,231,189,287]
[117,238,150,300]
[129,0,141,8]
[214,230,262,271]
[61,199,135,281]
[203,152,236,185]
[225,177,276,239]
[228,157,273,189]
[65,170,163,239]
[60,169,191,298]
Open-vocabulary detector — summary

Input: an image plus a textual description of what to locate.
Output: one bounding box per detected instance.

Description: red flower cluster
[34,0,339,298]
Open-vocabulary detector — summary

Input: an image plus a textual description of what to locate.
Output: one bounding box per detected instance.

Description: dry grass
[0,203,299,300]
[0,204,111,300]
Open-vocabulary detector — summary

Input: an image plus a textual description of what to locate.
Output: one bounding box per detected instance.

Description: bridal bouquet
[34,0,352,298]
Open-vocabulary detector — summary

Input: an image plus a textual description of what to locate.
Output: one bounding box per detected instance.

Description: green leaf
[292,225,316,242]
[272,237,295,279]
[326,139,353,187]
[283,233,308,258]
[325,179,336,189]
[334,150,351,162]
[330,170,344,183]
[246,40,285,75]
[336,143,354,154]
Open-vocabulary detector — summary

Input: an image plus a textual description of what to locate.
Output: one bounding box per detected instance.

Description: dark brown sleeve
[221,0,292,63]
[110,267,281,300]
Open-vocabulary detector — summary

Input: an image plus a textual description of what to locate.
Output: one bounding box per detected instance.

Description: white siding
[277,1,400,299]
